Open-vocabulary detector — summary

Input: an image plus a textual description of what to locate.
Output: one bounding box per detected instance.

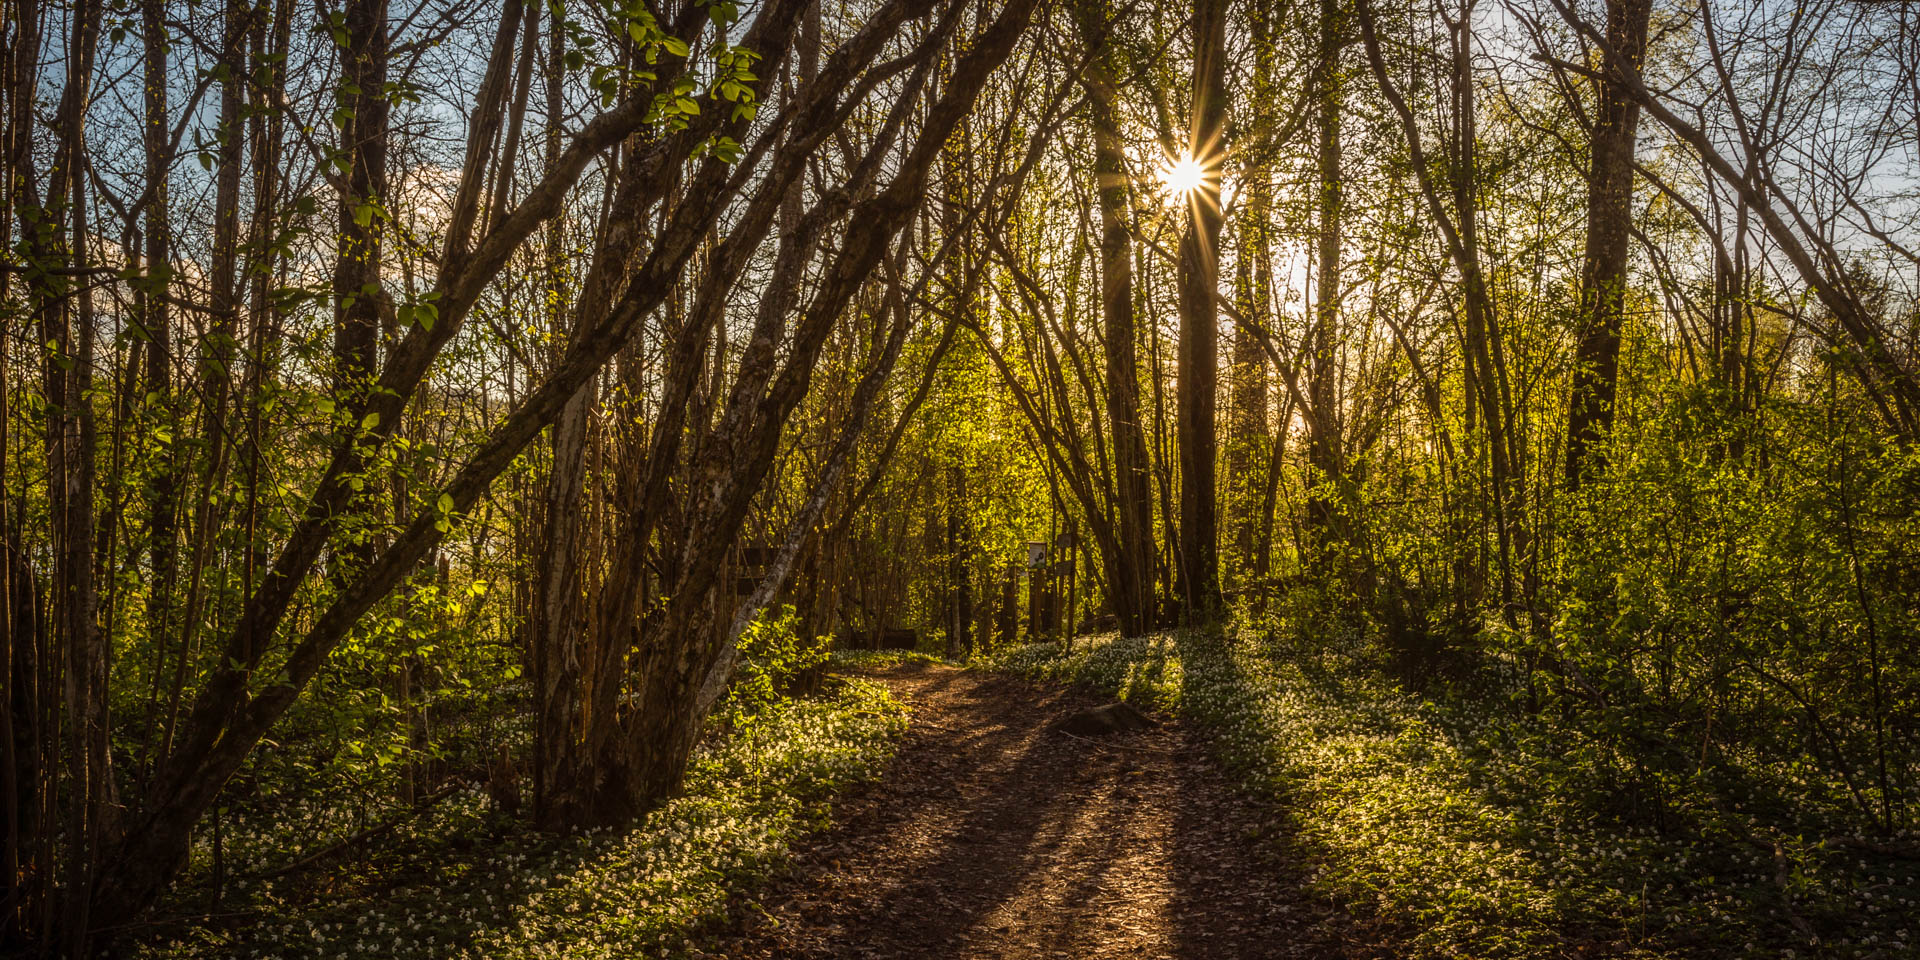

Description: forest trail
[701,661,1381,960]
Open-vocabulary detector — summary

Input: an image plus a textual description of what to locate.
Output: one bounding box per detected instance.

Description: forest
[1,0,1917,953]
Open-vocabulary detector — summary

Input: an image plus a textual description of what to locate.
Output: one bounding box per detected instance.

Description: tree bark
[1074,0,1154,635]
[1,0,44,939]
[140,0,180,672]
[1229,0,1274,587]
[331,0,389,580]
[1175,0,1227,622]
[1306,0,1345,537]
[1563,0,1652,490]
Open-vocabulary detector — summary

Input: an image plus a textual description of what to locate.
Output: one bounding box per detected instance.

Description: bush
[723,605,834,719]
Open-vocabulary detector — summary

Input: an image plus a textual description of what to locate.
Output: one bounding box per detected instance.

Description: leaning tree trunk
[91,0,786,921]
[603,0,1040,822]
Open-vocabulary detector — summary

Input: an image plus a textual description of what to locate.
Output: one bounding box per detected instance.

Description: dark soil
[698,661,1394,959]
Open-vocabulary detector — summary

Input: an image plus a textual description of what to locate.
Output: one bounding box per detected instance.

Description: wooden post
[1059,524,1077,641]
[1025,540,1046,642]
[998,565,1018,647]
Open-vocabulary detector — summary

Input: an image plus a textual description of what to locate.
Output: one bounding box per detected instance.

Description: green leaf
[437,492,454,515]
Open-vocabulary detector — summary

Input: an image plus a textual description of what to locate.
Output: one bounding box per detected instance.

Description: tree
[1175,0,1228,621]
[1563,0,1652,489]
[1073,0,1156,635]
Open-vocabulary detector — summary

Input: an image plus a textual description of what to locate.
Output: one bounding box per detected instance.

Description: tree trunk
[33,0,109,944]
[1,0,44,939]
[141,0,180,672]
[1074,0,1155,636]
[332,0,389,576]
[1229,40,1272,588]
[1359,0,1524,619]
[156,0,252,776]
[1563,0,1652,490]
[1175,0,1227,622]
[1306,0,1345,538]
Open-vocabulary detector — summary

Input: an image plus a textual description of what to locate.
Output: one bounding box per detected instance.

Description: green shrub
[723,604,833,719]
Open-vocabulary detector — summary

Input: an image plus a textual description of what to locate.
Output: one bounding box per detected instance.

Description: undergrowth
[133,678,908,960]
[987,628,1919,959]
[829,647,950,669]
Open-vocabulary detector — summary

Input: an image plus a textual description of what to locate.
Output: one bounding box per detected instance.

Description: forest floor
[698,660,1393,960]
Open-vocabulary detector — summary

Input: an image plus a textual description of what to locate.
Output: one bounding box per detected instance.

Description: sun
[1158,154,1206,198]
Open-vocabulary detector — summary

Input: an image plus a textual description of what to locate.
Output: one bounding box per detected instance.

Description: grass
[134,677,909,960]
[986,627,1920,959]
[828,647,951,670]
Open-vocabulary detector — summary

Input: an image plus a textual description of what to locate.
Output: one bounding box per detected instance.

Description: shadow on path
[704,661,1384,960]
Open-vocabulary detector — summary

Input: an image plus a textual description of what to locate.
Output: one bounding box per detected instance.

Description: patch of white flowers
[135,681,908,960]
[987,630,1920,959]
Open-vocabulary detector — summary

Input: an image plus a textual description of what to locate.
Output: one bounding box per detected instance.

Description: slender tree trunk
[1229,164,1271,588]
[947,464,972,656]
[1306,0,1345,537]
[1235,2,1278,588]
[1,0,43,938]
[529,0,564,827]
[239,0,292,655]
[332,0,389,573]
[141,0,181,675]
[61,192,106,960]
[1175,0,1227,622]
[1359,0,1522,618]
[156,0,250,776]
[487,0,540,226]
[1446,8,1523,620]
[36,0,108,944]
[1563,0,1651,490]
[1074,0,1154,635]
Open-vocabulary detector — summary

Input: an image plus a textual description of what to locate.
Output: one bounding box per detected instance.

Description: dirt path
[701,662,1383,960]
